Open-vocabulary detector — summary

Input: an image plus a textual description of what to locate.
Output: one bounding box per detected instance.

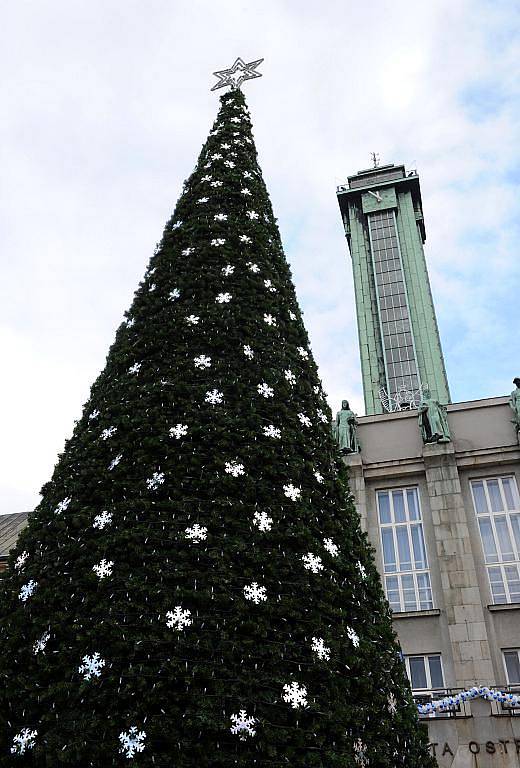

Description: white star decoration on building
[211,57,264,92]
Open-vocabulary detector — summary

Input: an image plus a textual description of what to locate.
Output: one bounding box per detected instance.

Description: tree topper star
[211,57,264,92]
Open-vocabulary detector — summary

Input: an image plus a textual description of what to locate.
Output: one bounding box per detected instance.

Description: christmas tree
[0,69,434,767]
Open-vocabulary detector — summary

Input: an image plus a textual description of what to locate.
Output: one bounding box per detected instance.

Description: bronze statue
[509,378,520,441]
[418,388,450,444]
[335,400,360,453]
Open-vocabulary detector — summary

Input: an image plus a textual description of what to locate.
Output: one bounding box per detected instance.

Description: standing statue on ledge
[418,388,451,444]
[335,400,360,453]
[509,378,520,442]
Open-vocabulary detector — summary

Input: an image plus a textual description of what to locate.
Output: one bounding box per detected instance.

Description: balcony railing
[413,689,471,719]
[489,685,520,717]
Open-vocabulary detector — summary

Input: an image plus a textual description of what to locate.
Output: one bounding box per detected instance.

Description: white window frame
[470,475,520,605]
[404,653,445,693]
[503,648,520,686]
[376,486,433,612]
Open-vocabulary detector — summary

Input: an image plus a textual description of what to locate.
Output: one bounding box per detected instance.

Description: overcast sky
[1,0,519,515]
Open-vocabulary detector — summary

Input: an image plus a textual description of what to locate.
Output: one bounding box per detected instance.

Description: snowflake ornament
[225,461,245,477]
[282,682,308,709]
[194,355,212,369]
[214,214,228,223]
[109,454,122,471]
[186,314,200,325]
[221,143,231,149]
[89,408,100,420]
[297,346,309,360]
[126,316,135,328]
[243,582,267,604]
[54,496,71,515]
[11,728,37,755]
[210,180,223,188]
[257,382,274,398]
[197,197,209,204]
[205,389,224,405]
[170,424,188,440]
[239,234,252,243]
[79,652,106,680]
[166,606,192,631]
[216,292,232,303]
[147,471,165,490]
[263,314,276,326]
[298,413,312,428]
[201,175,212,182]
[101,426,117,440]
[169,288,181,301]
[33,631,50,654]
[92,559,113,579]
[284,369,296,386]
[247,261,260,273]
[317,409,329,423]
[148,283,156,292]
[185,524,208,544]
[224,159,235,168]
[93,511,113,529]
[241,187,252,196]
[247,210,259,220]
[311,637,331,661]
[230,710,256,740]
[128,362,141,375]
[262,424,281,439]
[243,171,253,179]
[357,561,367,579]
[221,264,234,276]
[283,484,301,502]
[182,247,194,256]
[14,551,29,570]
[289,311,297,320]
[171,220,182,229]
[211,152,222,160]
[302,553,324,574]
[243,344,254,359]
[253,510,273,532]
[314,471,324,484]
[19,580,37,601]
[264,279,276,292]
[354,738,369,767]
[347,626,360,647]
[387,693,398,715]
[119,727,146,759]
[211,238,226,246]
[230,116,241,123]
[323,538,339,556]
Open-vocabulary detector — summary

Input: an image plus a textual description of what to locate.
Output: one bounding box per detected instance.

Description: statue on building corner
[335,400,360,453]
[418,387,451,444]
[509,378,520,443]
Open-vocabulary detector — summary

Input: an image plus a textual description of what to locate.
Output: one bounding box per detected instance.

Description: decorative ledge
[392,608,441,620]
[488,602,520,613]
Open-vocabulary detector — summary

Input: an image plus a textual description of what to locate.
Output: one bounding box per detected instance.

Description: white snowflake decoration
[243,344,254,359]
[257,382,274,398]
[109,454,122,470]
[216,292,232,303]
[166,606,192,631]
[79,652,106,680]
[357,561,367,579]
[205,389,224,405]
[247,262,260,273]
[224,160,235,168]
[171,220,182,229]
[201,175,212,182]
[297,346,309,360]
[311,637,331,661]
[243,582,267,604]
[263,314,276,326]
[210,180,223,188]
[211,238,226,246]
[221,143,231,149]
[170,424,188,440]
[93,511,113,529]
[211,152,222,160]
[194,355,212,369]
[225,461,245,477]
[387,693,397,715]
[243,171,253,179]
[302,553,324,574]
[323,538,339,556]
[314,471,324,484]
[169,288,181,301]
[230,710,256,740]
[92,559,113,579]
[197,197,208,204]
[19,580,37,601]
[125,317,134,328]
[282,682,308,709]
[186,314,199,325]
[247,211,259,220]
[284,369,296,386]
[11,728,37,755]
[147,471,165,490]
[347,626,360,647]
[185,524,208,544]
[128,362,141,375]
[298,413,312,428]
[182,247,194,256]
[119,727,146,759]
[264,279,276,292]
[148,283,156,292]
[14,551,29,570]
[317,409,329,423]
[230,116,241,123]
[89,408,100,420]
[54,496,71,515]
[221,264,234,276]
[283,484,301,501]
[101,426,117,440]
[262,425,281,439]
[33,631,50,655]
[253,510,273,532]
[354,738,369,766]
[241,187,252,196]
[289,311,297,320]
[239,234,252,244]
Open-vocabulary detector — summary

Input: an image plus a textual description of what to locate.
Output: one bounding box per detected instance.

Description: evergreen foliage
[0,88,435,767]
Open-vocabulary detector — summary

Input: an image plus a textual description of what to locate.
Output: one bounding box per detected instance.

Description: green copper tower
[337,163,450,415]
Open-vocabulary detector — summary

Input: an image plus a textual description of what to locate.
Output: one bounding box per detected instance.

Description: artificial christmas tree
[0,75,435,767]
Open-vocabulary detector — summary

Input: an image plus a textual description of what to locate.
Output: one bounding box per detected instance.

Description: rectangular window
[471,477,520,604]
[503,649,520,685]
[377,487,433,611]
[405,654,444,692]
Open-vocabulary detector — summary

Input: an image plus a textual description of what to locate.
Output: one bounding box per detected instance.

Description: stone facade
[344,395,520,766]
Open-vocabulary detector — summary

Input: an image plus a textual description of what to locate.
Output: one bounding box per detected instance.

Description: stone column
[343,454,367,531]
[423,442,494,688]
